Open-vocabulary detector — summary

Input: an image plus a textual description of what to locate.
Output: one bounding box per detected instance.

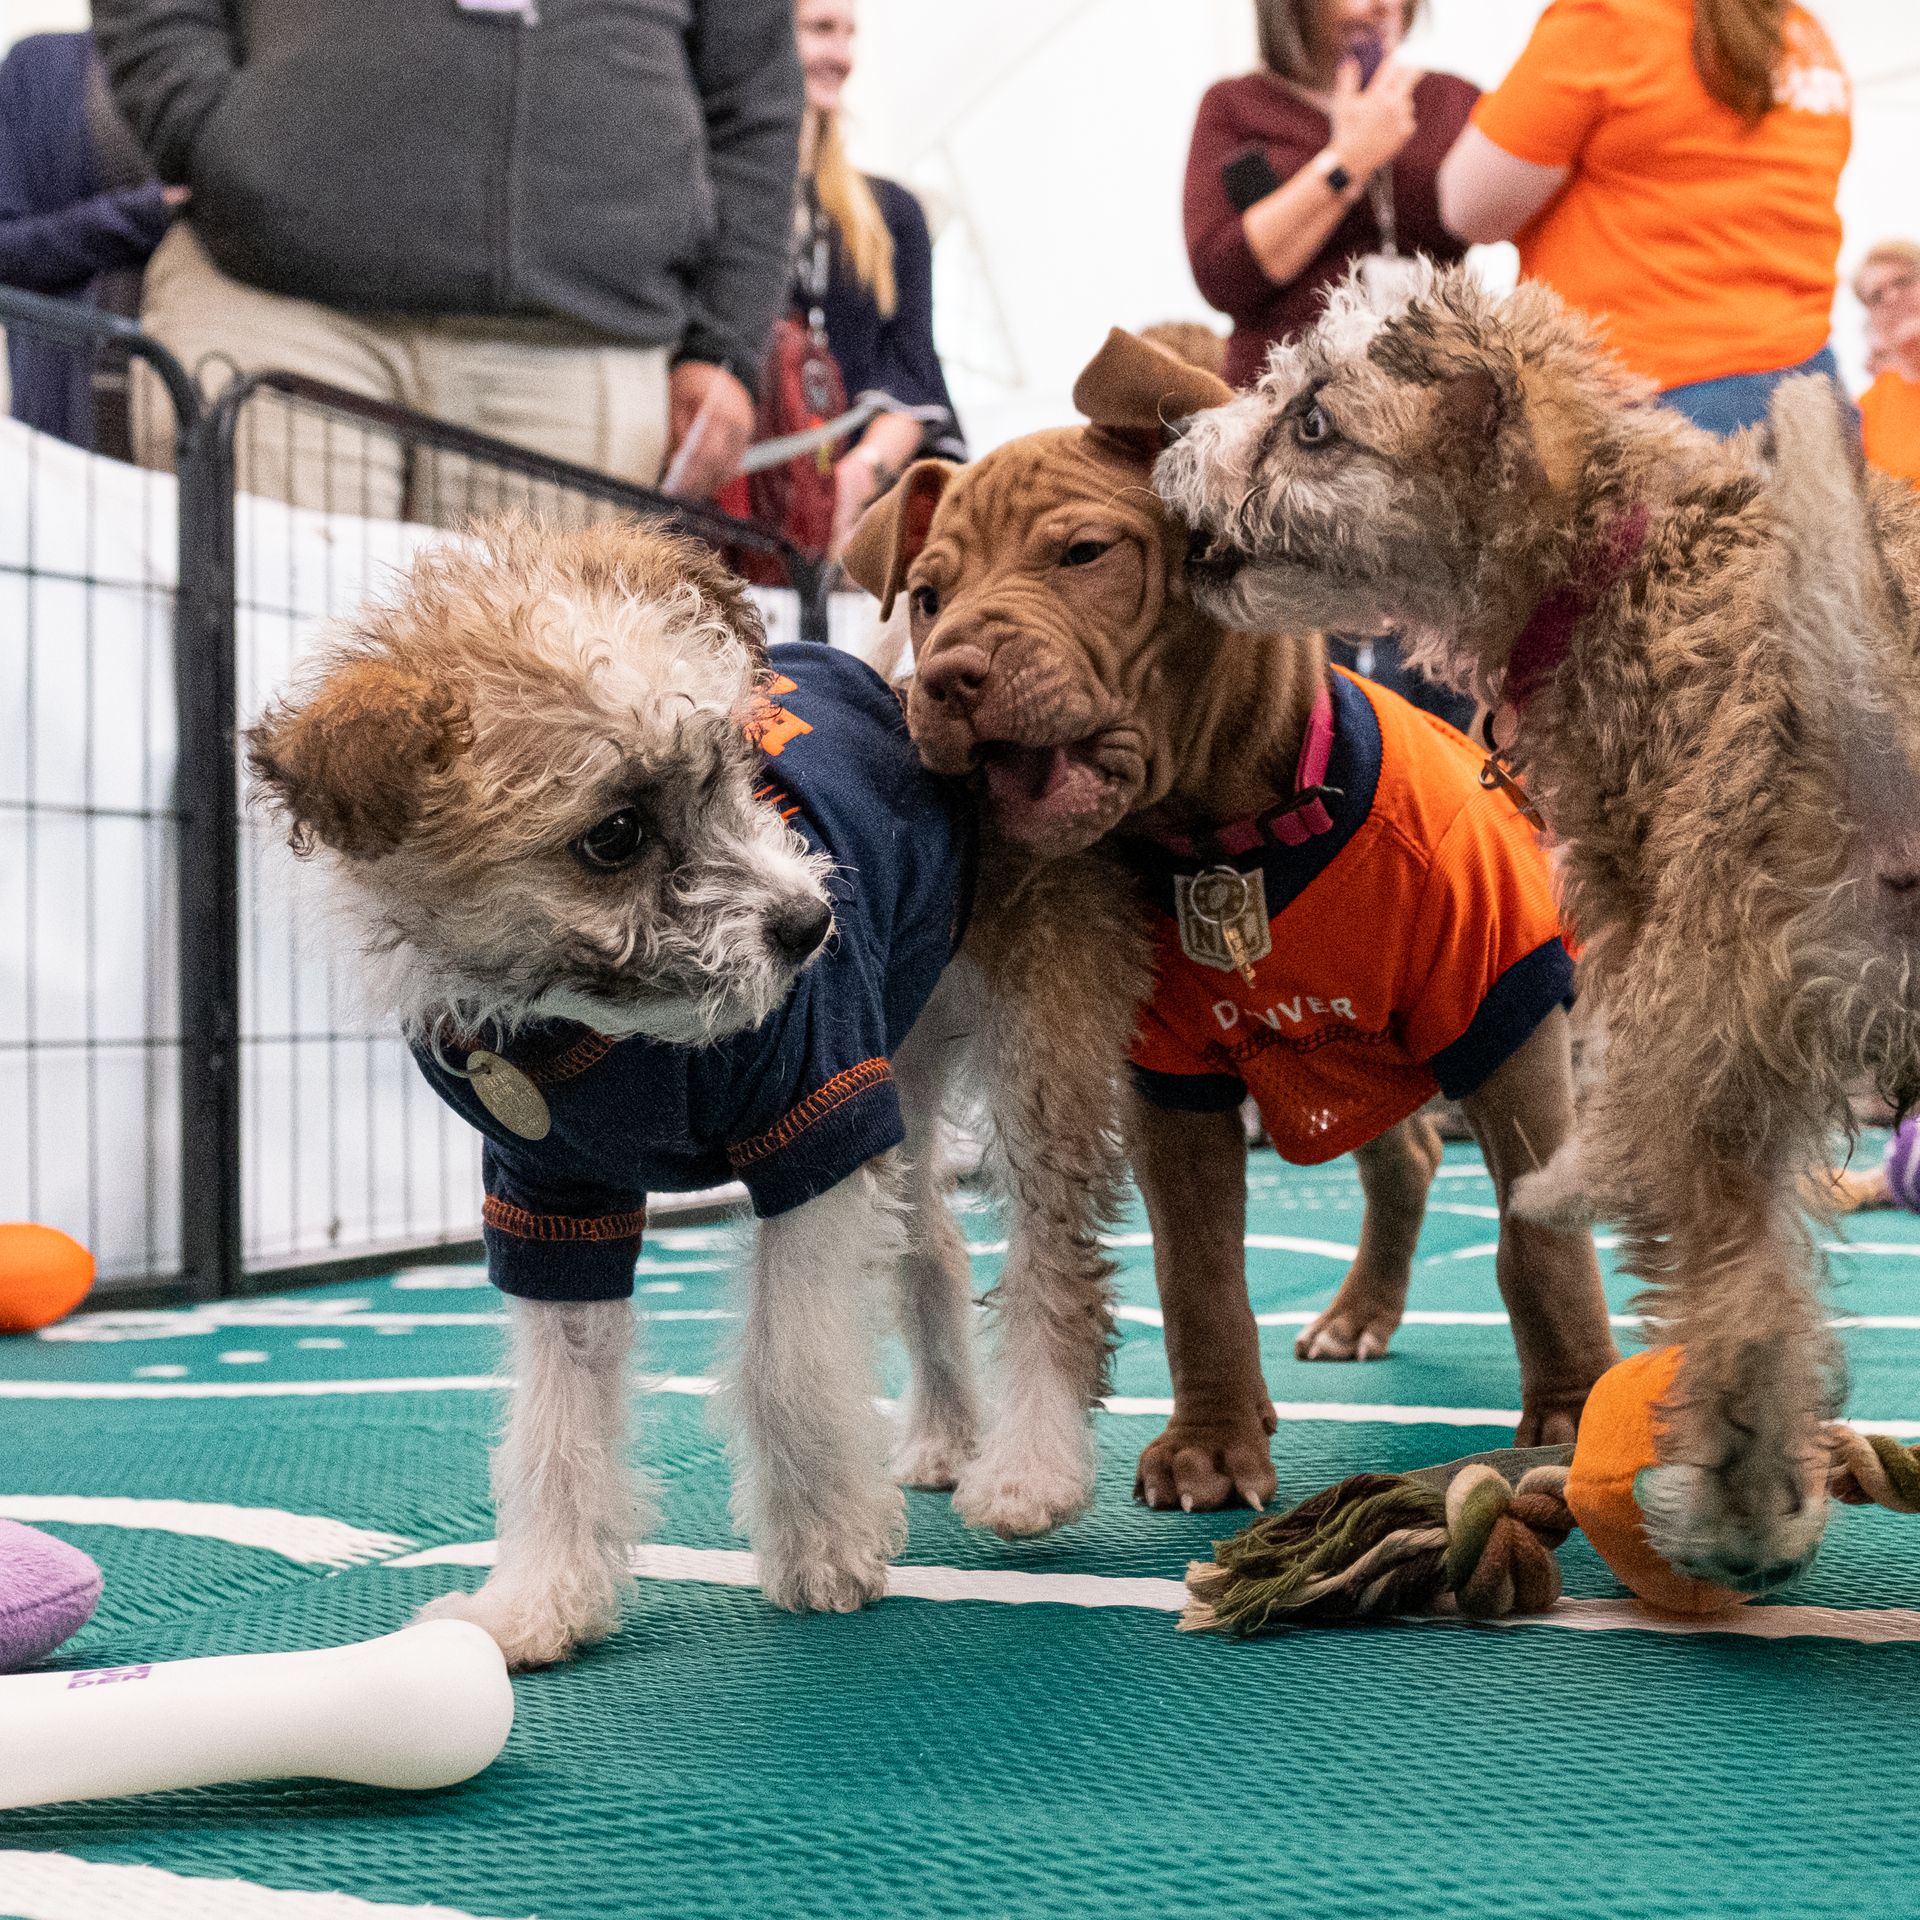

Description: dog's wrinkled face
[248,522,833,1046]
[1156,267,1641,700]
[843,331,1233,855]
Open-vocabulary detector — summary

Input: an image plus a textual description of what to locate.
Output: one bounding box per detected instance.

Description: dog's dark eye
[1295,403,1334,448]
[910,584,940,620]
[574,807,647,872]
[1060,539,1112,568]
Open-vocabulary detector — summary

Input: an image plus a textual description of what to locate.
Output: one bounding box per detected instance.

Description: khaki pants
[134,223,671,522]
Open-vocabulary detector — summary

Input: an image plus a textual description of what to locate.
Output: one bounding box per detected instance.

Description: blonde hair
[1692,0,1789,122]
[809,108,896,318]
[1253,0,1421,88]
[1853,239,1920,300]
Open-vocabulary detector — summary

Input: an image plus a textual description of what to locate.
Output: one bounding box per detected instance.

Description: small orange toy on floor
[1184,1345,1919,1635]
[0,1224,95,1333]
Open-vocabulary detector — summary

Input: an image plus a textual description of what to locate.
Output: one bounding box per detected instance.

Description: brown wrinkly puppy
[845,330,1617,1513]
[1159,264,1920,1590]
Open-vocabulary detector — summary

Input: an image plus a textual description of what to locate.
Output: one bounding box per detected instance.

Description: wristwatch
[1324,156,1353,195]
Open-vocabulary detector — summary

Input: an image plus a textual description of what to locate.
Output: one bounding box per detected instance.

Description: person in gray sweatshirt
[91,0,802,510]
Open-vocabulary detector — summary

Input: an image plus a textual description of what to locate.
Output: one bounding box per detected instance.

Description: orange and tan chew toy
[1183,1346,1920,1635]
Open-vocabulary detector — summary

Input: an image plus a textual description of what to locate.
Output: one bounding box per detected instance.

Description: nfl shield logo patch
[1175,867,1272,975]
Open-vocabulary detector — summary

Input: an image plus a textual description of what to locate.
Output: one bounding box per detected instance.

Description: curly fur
[249,518,832,1049]
[1158,264,1920,1589]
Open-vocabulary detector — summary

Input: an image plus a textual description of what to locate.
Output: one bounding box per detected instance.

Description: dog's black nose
[768,897,832,962]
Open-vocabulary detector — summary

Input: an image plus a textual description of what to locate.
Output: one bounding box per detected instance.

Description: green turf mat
[5,1140,1920,1919]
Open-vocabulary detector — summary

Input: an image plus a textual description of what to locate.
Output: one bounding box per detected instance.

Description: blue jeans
[1658,345,1843,438]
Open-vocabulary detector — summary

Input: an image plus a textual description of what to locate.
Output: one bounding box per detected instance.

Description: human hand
[1329,52,1420,179]
[664,361,756,499]
[828,444,886,558]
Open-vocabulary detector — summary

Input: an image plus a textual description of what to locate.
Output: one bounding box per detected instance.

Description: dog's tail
[1766,373,1920,839]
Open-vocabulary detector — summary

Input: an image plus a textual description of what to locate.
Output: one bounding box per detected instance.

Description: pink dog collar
[1500,505,1651,713]
[1151,681,1337,863]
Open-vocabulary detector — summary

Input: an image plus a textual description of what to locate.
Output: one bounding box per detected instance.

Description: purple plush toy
[1884,1116,1920,1213]
[0,1519,102,1672]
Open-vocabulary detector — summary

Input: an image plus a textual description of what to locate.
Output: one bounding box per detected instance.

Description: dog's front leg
[1128,1097,1276,1513]
[889,965,984,1490]
[1459,1009,1620,1445]
[731,1163,907,1611]
[420,1296,639,1668]
[950,855,1145,1539]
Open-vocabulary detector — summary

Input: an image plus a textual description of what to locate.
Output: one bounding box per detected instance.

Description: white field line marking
[0,1496,414,1567]
[1115,1305,1647,1332]
[10,1370,1920,1436]
[387,1542,1920,1644]
[44,1307,735,1344]
[1437,1234,1920,1265]
[0,1854,526,1920]
[0,1376,513,1400]
[390,1539,1190,1609]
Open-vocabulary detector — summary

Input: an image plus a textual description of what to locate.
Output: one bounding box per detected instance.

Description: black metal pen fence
[0,286,833,1304]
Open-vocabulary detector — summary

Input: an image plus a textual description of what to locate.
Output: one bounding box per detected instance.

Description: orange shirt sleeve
[1470,0,1614,168]
[1396,789,1571,1095]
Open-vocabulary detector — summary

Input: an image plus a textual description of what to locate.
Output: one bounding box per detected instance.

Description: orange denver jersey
[1862,372,1920,490]
[1471,0,1850,391]
[1128,671,1571,1164]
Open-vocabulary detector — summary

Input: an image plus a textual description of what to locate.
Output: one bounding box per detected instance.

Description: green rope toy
[1183,1346,1920,1637]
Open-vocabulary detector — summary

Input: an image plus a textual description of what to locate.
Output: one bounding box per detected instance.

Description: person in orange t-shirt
[1436,0,1851,437]
[1855,240,1920,488]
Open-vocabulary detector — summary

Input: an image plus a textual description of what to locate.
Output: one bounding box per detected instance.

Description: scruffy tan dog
[845,329,1618,1514]
[248,518,1142,1659]
[1160,264,1920,1589]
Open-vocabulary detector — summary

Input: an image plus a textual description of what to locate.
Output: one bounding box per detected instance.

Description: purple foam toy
[0,1519,102,1672]
[1888,1116,1920,1214]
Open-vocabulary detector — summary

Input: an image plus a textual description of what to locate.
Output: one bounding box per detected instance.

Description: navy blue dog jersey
[413,643,975,1304]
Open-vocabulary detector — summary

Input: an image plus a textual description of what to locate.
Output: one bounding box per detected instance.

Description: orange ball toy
[1563,1344,1750,1617]
[0,1224,96,1333]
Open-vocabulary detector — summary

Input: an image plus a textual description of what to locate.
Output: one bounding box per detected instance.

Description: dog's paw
[755,1492,903,1614]
[1134,1414,1275,1513]
[1637,1462,1827,1595]
[1295,1296,1399,1363]
[417,1577,619,1669]
[758,1548,892,1614]
[952,1431,1095,1538]
[892,1424,976,1491]
[754,1483,905,1614]
[1513,1390,1589,1450]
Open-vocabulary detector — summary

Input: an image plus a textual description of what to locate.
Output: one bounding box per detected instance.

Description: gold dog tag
[467,1050,551,1141]
[1176,867,1271,984]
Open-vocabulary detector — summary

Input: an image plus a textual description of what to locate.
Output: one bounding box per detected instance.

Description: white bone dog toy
[0,1620,514,1810]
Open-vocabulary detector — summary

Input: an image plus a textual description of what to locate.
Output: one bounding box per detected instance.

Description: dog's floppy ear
[248,656,469,860]
[1369,287,1574,494]
[1073,327,1234,464]
[842,459,953,618]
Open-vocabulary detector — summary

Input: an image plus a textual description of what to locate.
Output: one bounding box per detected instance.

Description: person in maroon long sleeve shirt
[1181,0,1479,728]
[1184,0,1477,390]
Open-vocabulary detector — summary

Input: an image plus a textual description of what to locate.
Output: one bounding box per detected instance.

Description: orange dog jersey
[1127,669,1572,1163]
